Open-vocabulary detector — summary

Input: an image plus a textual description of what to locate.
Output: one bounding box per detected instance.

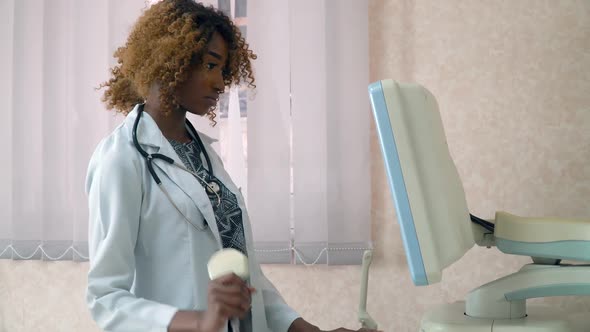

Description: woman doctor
[86,1,380,332]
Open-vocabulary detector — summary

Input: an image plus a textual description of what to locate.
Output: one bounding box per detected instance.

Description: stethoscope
[132,104,222,231]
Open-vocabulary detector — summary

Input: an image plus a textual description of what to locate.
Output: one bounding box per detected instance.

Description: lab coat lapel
[153,143,223,248]
[241,209,269,331]
[200,143,270,331]
[196,135,270,331]
[125,106,223,249]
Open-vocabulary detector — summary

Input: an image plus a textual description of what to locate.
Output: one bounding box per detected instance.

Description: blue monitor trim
[368,81,428,286]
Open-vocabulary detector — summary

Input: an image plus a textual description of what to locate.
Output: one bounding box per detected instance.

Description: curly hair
[99,0,256,124]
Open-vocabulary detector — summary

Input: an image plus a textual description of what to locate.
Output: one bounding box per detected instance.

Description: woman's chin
[187,108,210,117]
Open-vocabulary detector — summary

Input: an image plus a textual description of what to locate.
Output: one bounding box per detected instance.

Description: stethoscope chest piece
[205,179,221,196]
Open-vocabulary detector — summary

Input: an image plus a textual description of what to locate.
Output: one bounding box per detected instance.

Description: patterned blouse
[168,138,247,255]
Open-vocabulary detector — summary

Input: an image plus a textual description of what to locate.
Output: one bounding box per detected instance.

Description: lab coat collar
[125,104,243,202]
[125,104,218,149]
[124,104,223,249]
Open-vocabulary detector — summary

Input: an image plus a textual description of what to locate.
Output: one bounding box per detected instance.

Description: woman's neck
[144,89,191,143]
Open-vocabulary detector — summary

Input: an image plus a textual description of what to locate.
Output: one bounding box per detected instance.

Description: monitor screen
[368,79,474,286]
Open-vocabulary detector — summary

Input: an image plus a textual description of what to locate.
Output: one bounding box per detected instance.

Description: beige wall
[1,1,589,331]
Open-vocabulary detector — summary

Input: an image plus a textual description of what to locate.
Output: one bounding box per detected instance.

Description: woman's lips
[205,97,218,107]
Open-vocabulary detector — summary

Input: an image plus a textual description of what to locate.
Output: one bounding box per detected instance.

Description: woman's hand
[198,273,256,332]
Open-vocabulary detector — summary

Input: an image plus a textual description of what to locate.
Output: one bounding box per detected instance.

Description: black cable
[470,213,495,232]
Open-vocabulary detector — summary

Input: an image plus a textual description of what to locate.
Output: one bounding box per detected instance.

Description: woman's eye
[206,63,216,70]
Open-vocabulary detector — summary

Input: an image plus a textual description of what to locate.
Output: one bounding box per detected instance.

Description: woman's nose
[212,85,223,98]
[212,71,225,93]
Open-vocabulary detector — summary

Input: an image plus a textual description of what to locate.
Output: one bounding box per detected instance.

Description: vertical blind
[0,0,371,265]
[0,0,145,260]
[248,0,371,264]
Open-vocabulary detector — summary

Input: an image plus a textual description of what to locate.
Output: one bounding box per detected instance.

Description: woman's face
[175,31,228,116]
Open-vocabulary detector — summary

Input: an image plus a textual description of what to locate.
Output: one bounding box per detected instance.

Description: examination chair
[365,79,590,331]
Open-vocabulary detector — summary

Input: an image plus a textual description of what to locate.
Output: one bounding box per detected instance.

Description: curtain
[0,0,371,265]
[248,0,371,265]
[0,0,145,260]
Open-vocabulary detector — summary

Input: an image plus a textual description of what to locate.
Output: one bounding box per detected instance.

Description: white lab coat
[86,104,299,332]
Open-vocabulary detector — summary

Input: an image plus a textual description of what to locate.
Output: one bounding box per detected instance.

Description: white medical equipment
[207,248,250,280]
[358,250,378,330]
[365,79,590,331]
